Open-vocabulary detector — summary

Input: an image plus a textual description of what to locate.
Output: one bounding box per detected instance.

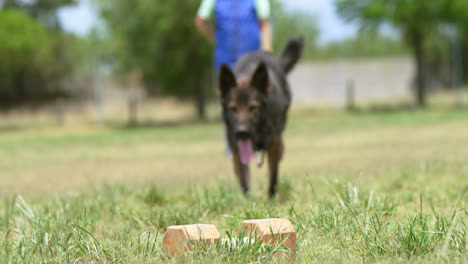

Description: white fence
[289,57,415,106]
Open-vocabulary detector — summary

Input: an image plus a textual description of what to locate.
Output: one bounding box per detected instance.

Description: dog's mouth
[237,138,254,165]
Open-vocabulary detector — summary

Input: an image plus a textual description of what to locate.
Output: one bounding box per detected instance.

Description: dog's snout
[235,124,250,139]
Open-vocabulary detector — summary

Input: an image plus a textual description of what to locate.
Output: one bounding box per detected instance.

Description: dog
[218,37,304,198]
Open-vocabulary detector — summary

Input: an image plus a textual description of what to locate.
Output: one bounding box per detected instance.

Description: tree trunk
[188,41,208,120]
[410,30,427,107]
[194,80,207,120]
[128,97,138,126]
[462,29,468,85]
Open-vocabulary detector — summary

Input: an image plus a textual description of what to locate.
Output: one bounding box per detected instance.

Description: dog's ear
[218,64,237,98]
[251,61,269,96]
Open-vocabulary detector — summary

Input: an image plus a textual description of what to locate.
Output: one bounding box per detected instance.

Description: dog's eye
[229,106,238,113]
[248,105,257,112]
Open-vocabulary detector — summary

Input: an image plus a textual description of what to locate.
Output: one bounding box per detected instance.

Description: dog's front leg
[233,153,251,196]
[267,138,283,198]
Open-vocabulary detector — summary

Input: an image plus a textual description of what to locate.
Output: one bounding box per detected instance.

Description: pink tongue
[237,139,254,165]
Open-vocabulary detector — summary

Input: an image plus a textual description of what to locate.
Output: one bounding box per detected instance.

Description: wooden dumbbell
[240,218,296,258]
[163,224,221,257]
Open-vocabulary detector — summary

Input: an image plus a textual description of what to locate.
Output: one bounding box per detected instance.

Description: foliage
[0,9,50,72]
[463,30,468,83]
[93,0,214,119]
[0,9,53,106]
[94,0,212,97]
[1,0,77,30]
[271,0,319,60]
[335,0,468,106]
[452,2,468,83]
[0,3,85,108]
[316,30,408,60]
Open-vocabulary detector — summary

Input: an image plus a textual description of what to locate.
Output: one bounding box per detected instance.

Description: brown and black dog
[218,37,304,198]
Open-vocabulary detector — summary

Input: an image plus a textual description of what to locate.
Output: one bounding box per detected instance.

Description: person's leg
[224,126,232,155]
[214,65,233,156]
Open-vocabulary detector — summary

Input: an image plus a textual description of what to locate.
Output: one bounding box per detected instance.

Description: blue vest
[214,0,261,70]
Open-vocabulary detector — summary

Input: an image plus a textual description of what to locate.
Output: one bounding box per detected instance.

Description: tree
[0,7,85,107]
[460,30,467,87]
[448,1,468,84]
[335,0,459,107]
[316,30,408,59]
[93,0,212,120]
[271,0,319,60]
[2,0,77,30]
[0,9,50,106]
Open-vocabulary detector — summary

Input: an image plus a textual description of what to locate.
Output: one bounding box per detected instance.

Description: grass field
[0,102,467,263]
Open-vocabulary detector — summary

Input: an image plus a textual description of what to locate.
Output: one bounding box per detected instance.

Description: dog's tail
[279,36,305,74]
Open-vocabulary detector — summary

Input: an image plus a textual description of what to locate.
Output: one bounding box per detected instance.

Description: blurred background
[0,0,466,127]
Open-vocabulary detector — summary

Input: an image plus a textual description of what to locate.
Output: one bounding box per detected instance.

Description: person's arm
[195,16,215,44]
[256,0,273,52]
[195,15,215,44]
[194,0,216,44]
[260,20,272,52]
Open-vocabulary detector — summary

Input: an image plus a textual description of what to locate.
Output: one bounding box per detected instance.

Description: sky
[57,0,358,44]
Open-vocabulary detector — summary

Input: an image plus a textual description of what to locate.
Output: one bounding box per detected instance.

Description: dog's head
[218,62,269,165]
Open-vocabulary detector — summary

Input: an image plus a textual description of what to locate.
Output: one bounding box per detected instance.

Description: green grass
[0,107,467,263]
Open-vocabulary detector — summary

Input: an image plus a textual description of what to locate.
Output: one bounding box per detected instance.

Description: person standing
[195,0,273,70]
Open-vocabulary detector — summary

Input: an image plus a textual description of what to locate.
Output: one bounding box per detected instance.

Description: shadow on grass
[0,120,58,133]
[113,117,223,130]
[350,101,468,115]
[348,102,418,115]
[0,124,27,132]
[294,102,420,118]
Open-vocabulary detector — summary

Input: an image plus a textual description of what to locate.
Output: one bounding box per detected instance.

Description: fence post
[128,96,138,126]
[55,98,65,126]
[125,70,143,126]
[346,80,356,111]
